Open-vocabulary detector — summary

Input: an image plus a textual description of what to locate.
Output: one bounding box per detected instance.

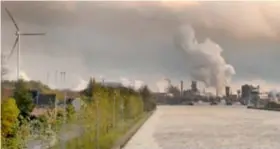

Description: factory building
[225,86,230,97]
[241,84,260,105]
[191,81,198,93]
[241,84,252,98]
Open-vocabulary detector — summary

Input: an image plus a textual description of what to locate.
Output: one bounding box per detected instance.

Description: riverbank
[247,106,280,111]
[50,110,155,149]
[111,110,155,149]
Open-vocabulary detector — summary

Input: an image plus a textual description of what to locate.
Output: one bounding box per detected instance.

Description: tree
[1,98,20,137]
[85,78,95,96]
[139,85,151,99]
[139,85,156,111]
[13,79,35,118]
[66,104,76,121]
[82,77,96,102]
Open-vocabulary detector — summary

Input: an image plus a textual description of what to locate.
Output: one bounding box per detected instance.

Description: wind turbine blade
[5,8,19,31]
[21,33,46,36]
[7,36,19,60]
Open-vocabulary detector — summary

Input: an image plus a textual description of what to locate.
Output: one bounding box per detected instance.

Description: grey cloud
[2,1,280,91]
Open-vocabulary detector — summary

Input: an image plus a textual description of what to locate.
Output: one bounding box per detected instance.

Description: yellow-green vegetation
[1,98,31,149]
[1,78,156,149]
[51,79,155,149]
[1,98,20,137]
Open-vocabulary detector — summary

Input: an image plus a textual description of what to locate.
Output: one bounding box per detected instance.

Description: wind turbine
[5,7,46,80]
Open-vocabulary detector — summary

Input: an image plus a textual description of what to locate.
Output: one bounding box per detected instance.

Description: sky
[1,1,280,93]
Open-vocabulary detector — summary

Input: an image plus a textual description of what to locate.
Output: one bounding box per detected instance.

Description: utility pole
[59,71,67,149]
[121,97,124,131]
[62,72,67,123]
[96,98,99,149]
[113,95,116,128]
[59,71,65,149]
[54,71,57,133]
[54,70,58,120]
[95,78,104,149]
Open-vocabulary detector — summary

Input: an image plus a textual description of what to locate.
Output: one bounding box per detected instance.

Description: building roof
[1,88,14,100]
[102,82,123,88]
[60,90,80,98]
[34,94,56,107]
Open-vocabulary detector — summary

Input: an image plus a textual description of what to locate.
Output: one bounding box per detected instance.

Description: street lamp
[120,97,125,131]
[95,98,100,149]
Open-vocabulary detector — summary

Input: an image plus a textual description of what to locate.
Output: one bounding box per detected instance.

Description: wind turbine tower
[5,8,46,80]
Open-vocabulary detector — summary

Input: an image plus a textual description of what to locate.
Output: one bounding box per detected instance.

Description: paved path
[123,105,280,149]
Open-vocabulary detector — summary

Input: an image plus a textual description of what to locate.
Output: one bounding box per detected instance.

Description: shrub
[66,104,76,121]
[1,98,20,137]
[13,79,35,118]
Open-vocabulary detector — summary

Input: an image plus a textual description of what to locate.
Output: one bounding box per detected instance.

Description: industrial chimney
[225,86,230,97]
[180,80,184,96]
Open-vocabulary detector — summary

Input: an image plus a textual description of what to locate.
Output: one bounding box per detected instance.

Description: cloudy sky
[1,1,280,93]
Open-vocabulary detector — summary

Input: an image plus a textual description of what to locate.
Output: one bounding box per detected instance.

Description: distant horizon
[2,74,280,96]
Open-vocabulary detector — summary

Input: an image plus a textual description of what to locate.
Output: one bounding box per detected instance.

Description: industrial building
[240,84,260,105]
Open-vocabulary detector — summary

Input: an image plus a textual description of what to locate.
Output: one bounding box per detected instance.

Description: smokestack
[180,80,183,96]
[225,86,230,97]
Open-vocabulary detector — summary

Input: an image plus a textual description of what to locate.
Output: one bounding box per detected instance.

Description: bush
[1,98,20,137]
[66,104,76,121]
[13,79,35,118]
[50,81,148,149]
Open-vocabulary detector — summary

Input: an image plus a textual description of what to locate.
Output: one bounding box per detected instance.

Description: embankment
[111,110,155,149]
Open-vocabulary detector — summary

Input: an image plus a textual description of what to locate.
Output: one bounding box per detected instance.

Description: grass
[50,112,149,149]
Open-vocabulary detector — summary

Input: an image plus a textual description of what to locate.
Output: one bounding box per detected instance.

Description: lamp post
[120,97,124,131]
[95,98,99,149]
[113,95,116,128]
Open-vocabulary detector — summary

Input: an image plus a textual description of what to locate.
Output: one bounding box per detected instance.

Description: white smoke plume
[7,69,31,81]
[134,80,145,90]
[175,24,235,94]
[120,77,145,90]
[20,71,31,81]
[156,78,171,93]
[73,78,88,91]
[120,77,132,88]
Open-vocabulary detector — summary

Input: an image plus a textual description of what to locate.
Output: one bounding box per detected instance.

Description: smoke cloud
[120,77,145,90]
[6,69,31,81]
[134,80,145,90]
[73,78,88,91]
[175,24,235,94]
[120,77,132,88]
[20,71,31,81]
[156,78,171,93]
[159,1,280,40]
